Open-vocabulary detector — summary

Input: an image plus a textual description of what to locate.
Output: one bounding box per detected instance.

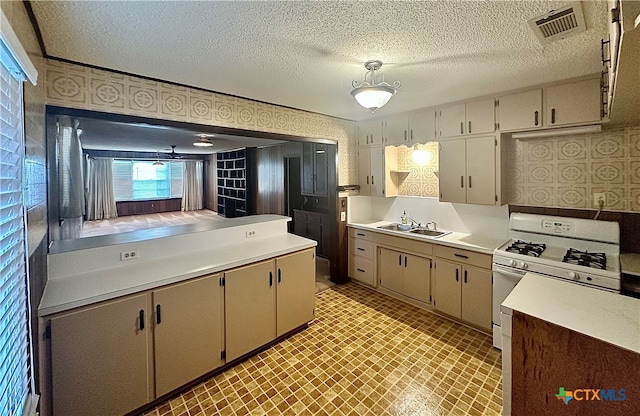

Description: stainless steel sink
[409,229,450,237]
[377,223,411,231]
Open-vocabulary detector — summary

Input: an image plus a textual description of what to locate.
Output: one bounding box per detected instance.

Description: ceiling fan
[164,145,184,159]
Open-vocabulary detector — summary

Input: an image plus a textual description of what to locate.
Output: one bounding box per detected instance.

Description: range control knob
[569,271,579,280]
[519,261,529,270]
[509,259,517,267]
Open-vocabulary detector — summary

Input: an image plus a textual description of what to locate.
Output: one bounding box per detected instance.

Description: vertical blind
[0,51,31,415]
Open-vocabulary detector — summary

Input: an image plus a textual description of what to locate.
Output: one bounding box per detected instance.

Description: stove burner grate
[505,240,546,257]
[563,248,607,270]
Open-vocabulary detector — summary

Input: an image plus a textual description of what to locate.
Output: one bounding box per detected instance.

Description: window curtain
[86,157,118,221]
[181,160,203,211]
[57,116,85,219]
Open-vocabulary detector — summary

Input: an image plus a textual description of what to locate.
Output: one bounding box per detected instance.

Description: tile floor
[143,283,503,416]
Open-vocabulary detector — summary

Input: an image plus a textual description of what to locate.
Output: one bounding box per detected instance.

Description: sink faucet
[425,221,437,230]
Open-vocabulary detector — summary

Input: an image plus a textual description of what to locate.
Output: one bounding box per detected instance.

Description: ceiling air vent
[528,4,587,45]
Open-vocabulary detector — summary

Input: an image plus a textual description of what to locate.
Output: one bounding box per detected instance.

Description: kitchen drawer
[348,227,374,241]
[349,255,375,286]
[434,245,491,269]
[349,237,374,260]
[375,233,433,256]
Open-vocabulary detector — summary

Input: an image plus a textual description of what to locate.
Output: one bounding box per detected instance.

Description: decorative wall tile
[396,142,439,198]
[508,125,640,212]
[44,59,357,185]
[557,138,587,160]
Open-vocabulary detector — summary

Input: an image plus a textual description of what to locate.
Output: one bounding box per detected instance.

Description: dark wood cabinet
[293,210,329,258]
[301,143,328,197]
[217,149,248,217]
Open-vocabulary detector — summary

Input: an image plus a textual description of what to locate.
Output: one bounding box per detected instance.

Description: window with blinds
[113,160,183,201]
[0,47,31,416]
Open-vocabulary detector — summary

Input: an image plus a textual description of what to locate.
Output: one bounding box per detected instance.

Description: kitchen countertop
[40,217,316,316]
[502,272,640,354]
[621,253,640,276]
[348,219,508,255]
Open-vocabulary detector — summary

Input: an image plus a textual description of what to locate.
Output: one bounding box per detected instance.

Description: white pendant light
[193,134,214,147]
[351,60,401,112]
[152,152,164,166]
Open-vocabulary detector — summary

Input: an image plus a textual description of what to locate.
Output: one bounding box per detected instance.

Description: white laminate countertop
[502,273,640,354]
[621,253,640,276]
[39,233,315,317]
[348,220,508,255]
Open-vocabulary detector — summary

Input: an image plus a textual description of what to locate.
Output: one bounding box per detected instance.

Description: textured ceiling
[31,1,608,122]
[75,117,285,155]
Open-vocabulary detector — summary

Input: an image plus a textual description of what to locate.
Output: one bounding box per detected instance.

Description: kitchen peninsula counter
[348,219,507,255]
[40,215,316,316]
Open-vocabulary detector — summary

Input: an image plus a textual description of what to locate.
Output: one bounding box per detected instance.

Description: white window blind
[0,49,31,416]
[113,159,183,201]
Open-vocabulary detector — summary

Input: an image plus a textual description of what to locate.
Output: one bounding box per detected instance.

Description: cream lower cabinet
[348,228,376,286]
[225,248,315,361]
[378,247,432,303]
[433,246,492,331]
[49,274,222,416]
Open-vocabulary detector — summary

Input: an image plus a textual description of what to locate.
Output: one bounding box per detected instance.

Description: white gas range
[492,213,620,349]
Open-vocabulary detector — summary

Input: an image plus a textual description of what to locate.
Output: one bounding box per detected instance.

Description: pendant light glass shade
[193,135,214,147]
[351,60,400,113]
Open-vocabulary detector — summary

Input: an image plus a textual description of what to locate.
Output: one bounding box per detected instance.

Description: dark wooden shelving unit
[216,149,248,217]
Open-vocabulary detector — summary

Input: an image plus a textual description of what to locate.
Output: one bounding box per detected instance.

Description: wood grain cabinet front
[48,274,223,416]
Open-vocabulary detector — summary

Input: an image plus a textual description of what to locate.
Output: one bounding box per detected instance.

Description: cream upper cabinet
[408,108,437,143]
[497,89,543,131]
[382,113,409,145]
[357,146,388,197]
[439,135,498,205]
[545,78,601,127]
[357,119,383,146]
[438,99,495,138]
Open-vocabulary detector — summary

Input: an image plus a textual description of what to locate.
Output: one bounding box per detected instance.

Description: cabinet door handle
[551,108,556,124]
[366,176,369,185]
[156,304,161,325]
[357,247,365,251]
[455,269,459,282]
[454,253,469,259]
[269,271,273,286]
[464,270,468,284]
[278,268,282,283]
[357,268,365,273]
[468,121,472,133]
[468,176,472,188]
[357,233,365,237]
[410,129,414,141]
[404,256,407,268]
[460,176,464,188]
[404,130,407,141]
[371,175,374,185]
[398,254,402,266]
[139,309,145,331]
[534,111,539,126]
[366,135,369,144]
[460,122,464,135]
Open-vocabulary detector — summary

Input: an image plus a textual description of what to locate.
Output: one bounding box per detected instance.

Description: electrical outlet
[593,193,606,207]
[120,250,139,261]
[246,230,257,238]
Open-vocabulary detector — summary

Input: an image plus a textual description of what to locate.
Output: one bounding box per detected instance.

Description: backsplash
[397,142,439,198]
[507,125,640,212]
[44,59,357,186]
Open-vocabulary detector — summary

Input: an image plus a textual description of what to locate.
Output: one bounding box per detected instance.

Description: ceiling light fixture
[193,134,214,147]
[152,152,164,166]
[351,60,401,113]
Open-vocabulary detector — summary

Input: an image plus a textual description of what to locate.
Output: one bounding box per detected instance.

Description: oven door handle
[493,265,527,280]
